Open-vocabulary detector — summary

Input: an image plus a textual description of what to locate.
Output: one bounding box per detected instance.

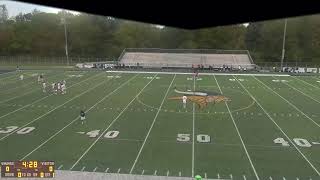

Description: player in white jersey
[182,95,187,108]
[61,83,66,94]
[57,82,61,94]
[51,83,55,91]
[20,74,24,80]
[42,82,46,92]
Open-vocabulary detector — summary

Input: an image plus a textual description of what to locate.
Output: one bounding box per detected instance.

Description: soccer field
[1,70,320,180]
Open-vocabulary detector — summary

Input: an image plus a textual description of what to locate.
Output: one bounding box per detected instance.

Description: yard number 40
[86,130,120,138]
[274,137,312,148]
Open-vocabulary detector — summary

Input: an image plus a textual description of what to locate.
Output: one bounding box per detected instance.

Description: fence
[256,61,320,69]
[1,56,319,71]
[0,56,112,66]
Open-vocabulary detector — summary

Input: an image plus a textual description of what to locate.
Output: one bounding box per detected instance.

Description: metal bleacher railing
[117,48,252,62]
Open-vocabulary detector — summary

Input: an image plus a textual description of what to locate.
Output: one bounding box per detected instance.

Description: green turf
[0,70,320,180]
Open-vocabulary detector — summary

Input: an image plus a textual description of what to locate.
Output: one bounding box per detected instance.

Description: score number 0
[177,134,211,143]
[274,137,312,147]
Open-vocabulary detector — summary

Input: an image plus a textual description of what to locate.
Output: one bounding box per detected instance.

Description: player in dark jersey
[80,110,86,124]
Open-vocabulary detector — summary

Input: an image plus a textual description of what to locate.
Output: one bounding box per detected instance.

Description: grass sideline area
[0,70,320,179]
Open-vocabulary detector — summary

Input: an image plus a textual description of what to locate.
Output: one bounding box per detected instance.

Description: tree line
[1,5,320,64]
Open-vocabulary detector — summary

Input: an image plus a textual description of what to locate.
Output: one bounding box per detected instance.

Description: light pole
[61,15,69,65]
[280,18,287,71]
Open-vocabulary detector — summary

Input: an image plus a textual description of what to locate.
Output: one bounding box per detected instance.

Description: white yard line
[312,76,320,81]
[69,74,157,170]
[107,70,291,77]
[0,71,72,104]
[243,175,247,180]
[0,80,37,94]
[237,76,320,176]
[0,71,16,77]
[213,75,260,180]
[0,74,21,83]
[0,72,95,120]
[0,73,108,141]
[275,77,320,104]
[81,166,85,171]
[0,73,44,91]
[292,76,320,90]
[192,76,195,178]
[0,72,100,120]
[129,74,176,174]
[20,74,137,160]
[0,71,59,93]
[0,74,44,89]
[254,76,320,129]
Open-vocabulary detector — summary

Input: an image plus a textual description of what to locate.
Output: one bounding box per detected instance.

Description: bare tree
[0,5,8,23]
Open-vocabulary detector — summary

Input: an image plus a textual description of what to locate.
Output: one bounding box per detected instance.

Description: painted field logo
[168,88,231,108]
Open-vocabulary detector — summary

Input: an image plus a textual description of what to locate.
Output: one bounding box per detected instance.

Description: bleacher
[118,48,255,69]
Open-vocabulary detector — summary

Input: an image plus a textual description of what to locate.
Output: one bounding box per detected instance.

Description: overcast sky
[0,0,248,28]
[0,0,79,17]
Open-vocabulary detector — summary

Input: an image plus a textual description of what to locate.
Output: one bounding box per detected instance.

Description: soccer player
[193,70,199,79]
[38,75,41,83]
[53,83,58,94]
[57,82,61,94]
[20,74,24,81]
[182,95,187,108]
[51,83,55,92]
[42,81,46,92]
[61,83,66,94]
[80,110,86,124]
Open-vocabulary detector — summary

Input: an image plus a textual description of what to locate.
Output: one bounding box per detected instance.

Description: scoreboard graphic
[1,161,54,178]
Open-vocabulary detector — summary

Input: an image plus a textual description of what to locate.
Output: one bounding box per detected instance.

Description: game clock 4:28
[22,161,38,168]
